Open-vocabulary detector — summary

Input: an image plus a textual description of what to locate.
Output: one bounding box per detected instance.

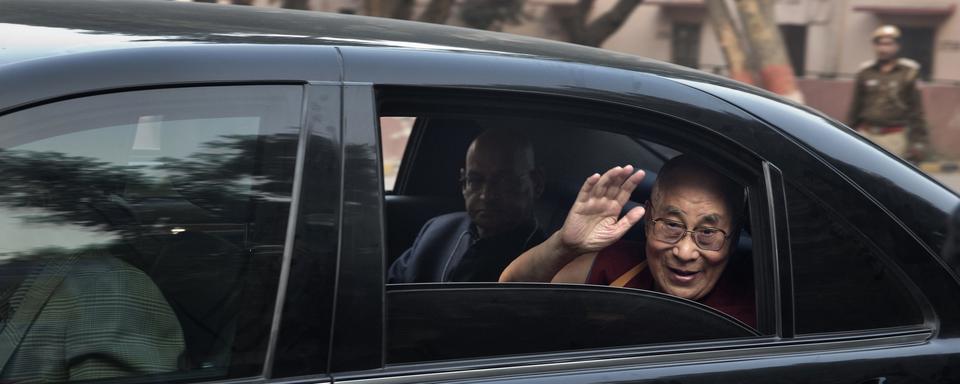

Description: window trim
[331,330,930,384]
[364,85,778,372]
[781,178,937,337]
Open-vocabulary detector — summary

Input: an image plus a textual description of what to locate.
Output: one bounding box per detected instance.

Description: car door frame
[0,44,347,383]
[328,46,791,383]
[325,46,960,384]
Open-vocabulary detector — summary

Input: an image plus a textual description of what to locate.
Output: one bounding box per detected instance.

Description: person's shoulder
[66,255,155,288]
[896,57,921,70]
[413,211,471,241]
[857,59,877,72]
[587,240,647,286]
[896,58,921,81]
[426,211,471,227]
[596,240,646,264]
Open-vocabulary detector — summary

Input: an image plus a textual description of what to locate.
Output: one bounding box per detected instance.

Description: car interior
[377,87,760,363]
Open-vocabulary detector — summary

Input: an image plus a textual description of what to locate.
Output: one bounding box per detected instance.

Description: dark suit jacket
[387,212,544,283]
[0,254,184,383]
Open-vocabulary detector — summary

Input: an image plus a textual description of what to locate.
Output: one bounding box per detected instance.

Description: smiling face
[644,158,737,301]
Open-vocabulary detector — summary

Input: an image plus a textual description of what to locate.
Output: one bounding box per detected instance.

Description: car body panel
[2,1,959,383]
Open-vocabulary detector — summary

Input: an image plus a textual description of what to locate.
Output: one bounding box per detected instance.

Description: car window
[388,284,758,363]
[785,182,925,334]
[378,88,763,364]
[0,85,303,382]
[380,116,415,191]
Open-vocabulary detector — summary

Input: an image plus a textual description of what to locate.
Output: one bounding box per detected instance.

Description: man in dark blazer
[387,129,545,283]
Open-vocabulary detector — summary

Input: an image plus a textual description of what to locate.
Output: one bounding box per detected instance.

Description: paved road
[931,173,960,193]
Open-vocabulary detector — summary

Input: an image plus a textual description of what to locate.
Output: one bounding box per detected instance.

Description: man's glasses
[648,218,730,252]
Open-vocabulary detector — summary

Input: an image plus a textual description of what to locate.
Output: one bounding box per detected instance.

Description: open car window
[376,87,766,365]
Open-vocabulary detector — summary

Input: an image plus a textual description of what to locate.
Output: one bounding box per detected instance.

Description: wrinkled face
[462,146,539,238]
[873,37,900,62]
[645,183,733,301]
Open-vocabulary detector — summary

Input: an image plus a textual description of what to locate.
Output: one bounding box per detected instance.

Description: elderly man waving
[500,155,754,327]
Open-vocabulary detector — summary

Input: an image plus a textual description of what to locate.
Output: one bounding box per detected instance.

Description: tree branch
[419,0,453,23]
[580,0,644,47]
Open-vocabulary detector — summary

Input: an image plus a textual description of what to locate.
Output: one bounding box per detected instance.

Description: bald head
[462,129,543,237]
[651,155,743,223]
[465,128,536,171]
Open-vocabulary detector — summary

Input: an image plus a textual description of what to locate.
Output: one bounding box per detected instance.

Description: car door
[326,47,960,383]
[0,84,340,383]
[329,47,779,383]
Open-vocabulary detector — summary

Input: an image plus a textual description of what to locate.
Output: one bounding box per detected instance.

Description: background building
[193,0,960,158]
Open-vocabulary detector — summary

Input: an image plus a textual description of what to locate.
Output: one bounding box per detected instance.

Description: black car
[1,0,959,383]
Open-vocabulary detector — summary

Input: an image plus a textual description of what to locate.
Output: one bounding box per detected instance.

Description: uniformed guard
[847,25,929,162]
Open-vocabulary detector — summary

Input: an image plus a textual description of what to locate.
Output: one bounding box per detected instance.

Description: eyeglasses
[648,218,730,251]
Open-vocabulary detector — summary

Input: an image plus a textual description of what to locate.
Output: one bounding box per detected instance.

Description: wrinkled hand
[558,165,646,254]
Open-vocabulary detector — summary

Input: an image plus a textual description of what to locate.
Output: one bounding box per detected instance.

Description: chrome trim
[334,330,931,384]
[762,161,784,337]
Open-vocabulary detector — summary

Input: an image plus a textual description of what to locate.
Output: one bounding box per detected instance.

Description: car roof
[0,0,744,87]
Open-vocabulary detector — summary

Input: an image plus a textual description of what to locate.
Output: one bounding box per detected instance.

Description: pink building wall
[798,79,960,158]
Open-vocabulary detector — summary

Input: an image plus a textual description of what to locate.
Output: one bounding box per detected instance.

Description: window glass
[786,182,924,334]
[0,86,303,382]
[380,116,415,191]
[671,22,701,69]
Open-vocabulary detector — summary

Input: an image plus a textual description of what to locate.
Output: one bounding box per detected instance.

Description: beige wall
[218,0,960,81]
[598,3,672,62]
[499,0,960,82]
[934,8,960,80]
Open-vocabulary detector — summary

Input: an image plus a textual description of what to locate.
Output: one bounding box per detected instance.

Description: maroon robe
[586,240,756,328]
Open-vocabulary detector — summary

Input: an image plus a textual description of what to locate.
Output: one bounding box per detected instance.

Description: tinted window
[0,86,303,382]
[786,182,924,334]
[388,285,757,363]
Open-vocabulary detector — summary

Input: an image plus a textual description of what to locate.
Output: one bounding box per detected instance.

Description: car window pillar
[328,83,386,373]
[271,84,342,379]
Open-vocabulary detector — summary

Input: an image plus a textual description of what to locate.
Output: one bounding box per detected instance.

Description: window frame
[345,85,781,377]
[780,175,935,337]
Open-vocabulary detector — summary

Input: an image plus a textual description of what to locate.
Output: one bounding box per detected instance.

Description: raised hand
[558,165,646,254]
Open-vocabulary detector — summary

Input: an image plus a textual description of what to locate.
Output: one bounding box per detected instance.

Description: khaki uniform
[847,58,929,160]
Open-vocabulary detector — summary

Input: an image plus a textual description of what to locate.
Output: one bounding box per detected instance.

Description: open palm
[559,165,646,254]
